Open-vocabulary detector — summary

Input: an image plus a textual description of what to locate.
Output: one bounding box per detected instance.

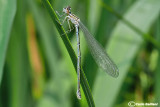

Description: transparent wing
[79,22,119,78]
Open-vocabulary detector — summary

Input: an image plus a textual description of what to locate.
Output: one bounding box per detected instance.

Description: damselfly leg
[56,12,75,36]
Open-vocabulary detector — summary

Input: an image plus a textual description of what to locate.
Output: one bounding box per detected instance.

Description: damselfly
[57,6,119,99]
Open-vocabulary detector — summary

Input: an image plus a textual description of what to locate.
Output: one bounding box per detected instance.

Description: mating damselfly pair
[57,6,119,99]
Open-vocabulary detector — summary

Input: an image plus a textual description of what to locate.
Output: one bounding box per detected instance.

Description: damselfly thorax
[68,14,80,25]
[63,6,80,26]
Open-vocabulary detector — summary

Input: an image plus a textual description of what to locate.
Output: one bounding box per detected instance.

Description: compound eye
[68,6,71,10]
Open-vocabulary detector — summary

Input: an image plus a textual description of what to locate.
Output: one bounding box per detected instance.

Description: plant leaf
[0,0,16,84]
[93,0,160,106]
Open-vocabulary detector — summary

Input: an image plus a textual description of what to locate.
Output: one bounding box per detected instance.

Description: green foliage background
[0,0,160,107]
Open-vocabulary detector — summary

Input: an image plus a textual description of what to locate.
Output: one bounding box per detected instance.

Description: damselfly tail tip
[109,69,119,78]
[115,72,119,78]
[113,69,119,78]
[76,90,81,100]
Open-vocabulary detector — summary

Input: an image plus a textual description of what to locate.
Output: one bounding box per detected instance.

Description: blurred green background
[0,0,160,107]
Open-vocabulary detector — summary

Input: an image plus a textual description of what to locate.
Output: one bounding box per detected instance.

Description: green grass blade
[41,0,95,106]
[99,0,160,49]
[93,0,160,106]
[5,0,30,106]
[28,0,73,106]
[0,0,16,84]
[155,14,160,105]
[28,0,58,76]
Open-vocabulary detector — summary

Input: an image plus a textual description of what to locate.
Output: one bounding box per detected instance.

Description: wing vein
[79,22,119,78]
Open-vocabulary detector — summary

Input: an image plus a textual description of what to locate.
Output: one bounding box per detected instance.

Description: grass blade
[99,0,160,49]
[93,0,160,106]
[5,0,30,106]
[155,14,160,105]
[0,0,16,84]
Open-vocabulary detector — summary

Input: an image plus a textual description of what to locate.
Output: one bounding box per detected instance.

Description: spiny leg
[56,16,73,36]
[56,11,65,17]
[55,11,66,25]
[56,15,69,26]
[67,19,72,32]
[60,18,75,36]
[60,27,75,36]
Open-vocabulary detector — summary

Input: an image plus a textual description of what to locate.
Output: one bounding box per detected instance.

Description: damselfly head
[63,6,71,14]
